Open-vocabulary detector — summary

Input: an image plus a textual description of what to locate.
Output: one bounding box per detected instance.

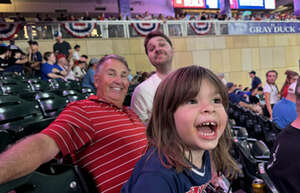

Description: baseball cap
[89,58,99,65]
[288,82,296,94]
[54,31,62,37]
[226,82,234,89]
[56,53,66,61]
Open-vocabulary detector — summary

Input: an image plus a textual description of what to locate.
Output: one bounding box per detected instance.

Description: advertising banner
[228,22,300,35]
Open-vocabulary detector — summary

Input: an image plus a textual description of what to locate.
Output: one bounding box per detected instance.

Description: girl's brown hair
[280,70,299,97]
[147,65,240,179]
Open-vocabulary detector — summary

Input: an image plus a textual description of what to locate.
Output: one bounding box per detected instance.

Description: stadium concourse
[0,0,299,192]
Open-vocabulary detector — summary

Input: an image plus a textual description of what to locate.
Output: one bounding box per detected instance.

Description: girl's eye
[187,99,197,104]
[213,97,222,104]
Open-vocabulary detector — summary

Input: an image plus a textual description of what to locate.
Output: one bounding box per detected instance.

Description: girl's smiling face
[174,79,227,152]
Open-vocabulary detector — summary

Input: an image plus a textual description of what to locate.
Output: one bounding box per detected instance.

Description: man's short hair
[81,54,88,59]
[96,54,129,74]
[144,31,173,55]
[249,70,256,75]
[0,46,8,55]
[74,44,80,49]
[28,40,38,46]
[266,70,278,77]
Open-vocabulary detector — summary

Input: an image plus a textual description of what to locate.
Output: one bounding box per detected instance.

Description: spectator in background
[44,14,53,21]
[263,70,280,119]
[79,54,88,64]
[27,40,42,76]
[40,51,65,80]
[53,31,72,59]
[131,31,174,124]
[249,70,262,89]
[72,44,80,62]
[227,82,262,114]
[0,46,9,72]
[217,72,227,85]
[73,59,87,80]
[267,77,300,192]
[56,13,67,21]
[0,39,7,47]
[280,70,298,98]
[249,88,260,105]
[81,57,99,91]
[56,53,75,80]
[7,49,27,74]
[272,81,298,130]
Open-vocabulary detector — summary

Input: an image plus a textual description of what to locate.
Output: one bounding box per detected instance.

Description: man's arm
[264,92,272,119]
[0,134,59,184]
[130,87,152,124]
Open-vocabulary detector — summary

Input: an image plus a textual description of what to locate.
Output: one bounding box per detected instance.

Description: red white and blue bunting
[0,23,22,40]
[131,23,160,36]
[189,22,212,35]
[62,22,96,38]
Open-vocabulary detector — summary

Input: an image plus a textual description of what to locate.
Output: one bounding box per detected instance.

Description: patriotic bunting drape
[189,22,212,35]
[0,23,22,40]
[62,22,96,38]
[131,22,160,36]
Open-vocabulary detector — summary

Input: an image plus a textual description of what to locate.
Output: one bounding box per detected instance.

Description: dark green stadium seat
[48,79,72,91]
[67,80,82,91]
[28,78,51,92]
[0,164,97,193]
[0,95,44,152]
[81,88,95,99]
[0,95,43,129]
[62,90,85,102]
[35,92,68,118]
[0,79,32,95]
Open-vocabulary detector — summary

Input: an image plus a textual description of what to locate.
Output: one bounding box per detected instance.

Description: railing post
[215,21,221,36]
[123,22,130,38]
[163,21,169,36]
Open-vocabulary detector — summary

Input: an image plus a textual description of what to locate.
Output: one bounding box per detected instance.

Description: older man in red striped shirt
[0,54,148,193]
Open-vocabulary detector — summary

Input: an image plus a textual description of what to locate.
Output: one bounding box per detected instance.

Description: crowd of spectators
[0,10,299,23]
[223,69,299,130]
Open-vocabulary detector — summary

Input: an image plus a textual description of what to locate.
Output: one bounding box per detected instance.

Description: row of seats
[0,74,95,153]
[229,107,281,192]
[228,103,281,149]
[0,73,98,193]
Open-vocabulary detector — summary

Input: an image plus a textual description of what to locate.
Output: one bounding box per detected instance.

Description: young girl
[121,65,239,193]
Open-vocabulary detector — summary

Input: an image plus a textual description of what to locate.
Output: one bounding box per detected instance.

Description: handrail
[1,20,300,40]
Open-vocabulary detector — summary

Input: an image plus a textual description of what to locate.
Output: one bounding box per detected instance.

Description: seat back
[0,164,96,193]
[35,92,68,118]
[62,90,85,102]
[0,95,42,129]
[0,79,32,95]
[28,78,51,92]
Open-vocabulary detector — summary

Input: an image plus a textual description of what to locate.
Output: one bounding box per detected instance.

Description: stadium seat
[232,137,270,192]
[81,88,95,99]
[0,164,97,193]
[35,92,68,118]
[0,95,44,152]
[28,78,51,92]
[62,90,85,102]
[0,79,32,95]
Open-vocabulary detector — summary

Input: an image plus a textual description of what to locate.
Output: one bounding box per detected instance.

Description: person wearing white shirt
[263,70,280,120]
[131,31,174,124]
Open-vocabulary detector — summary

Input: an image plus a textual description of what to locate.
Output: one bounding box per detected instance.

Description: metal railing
[2,20,300,40]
